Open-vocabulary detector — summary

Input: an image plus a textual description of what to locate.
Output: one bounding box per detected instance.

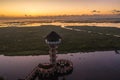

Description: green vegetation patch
[0,25,120,56]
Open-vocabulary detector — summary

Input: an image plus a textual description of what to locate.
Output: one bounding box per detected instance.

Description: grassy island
[0,25,120,56]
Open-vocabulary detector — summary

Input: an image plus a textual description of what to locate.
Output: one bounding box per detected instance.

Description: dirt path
[61,26,120,38]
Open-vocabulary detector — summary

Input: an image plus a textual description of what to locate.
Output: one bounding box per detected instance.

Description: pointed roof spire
[45,31,61,42]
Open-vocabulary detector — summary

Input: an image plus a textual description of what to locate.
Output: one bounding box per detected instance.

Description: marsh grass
[0,25,120,56]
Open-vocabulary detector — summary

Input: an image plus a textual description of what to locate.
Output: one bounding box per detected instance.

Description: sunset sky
[0,0,120,17]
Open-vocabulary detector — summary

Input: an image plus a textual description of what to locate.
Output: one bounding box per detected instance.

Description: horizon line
[0,14,120,18]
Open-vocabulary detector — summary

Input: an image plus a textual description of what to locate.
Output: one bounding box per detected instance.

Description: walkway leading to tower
[25,66,38,80]
[19,31,73,80]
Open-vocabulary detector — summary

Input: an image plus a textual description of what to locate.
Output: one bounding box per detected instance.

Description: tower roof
[45,31,61,42]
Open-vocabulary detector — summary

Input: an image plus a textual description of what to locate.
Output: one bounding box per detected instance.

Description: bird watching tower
[45,31,61,65]
[22,31,73,80]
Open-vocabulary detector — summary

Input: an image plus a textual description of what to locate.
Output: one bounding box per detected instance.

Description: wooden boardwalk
[24,66,38,80]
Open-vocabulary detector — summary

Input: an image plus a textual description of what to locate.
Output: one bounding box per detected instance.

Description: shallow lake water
[0,51,120,80]
[0,21,120,28]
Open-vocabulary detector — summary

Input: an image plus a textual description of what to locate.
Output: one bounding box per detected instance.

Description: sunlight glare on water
[0,19,120,28]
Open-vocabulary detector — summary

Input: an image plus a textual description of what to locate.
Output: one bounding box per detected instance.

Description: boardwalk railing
[24,66,38,80]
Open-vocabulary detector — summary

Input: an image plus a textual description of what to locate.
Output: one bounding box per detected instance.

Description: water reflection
[0,51,120,80]
[0,22,120,28]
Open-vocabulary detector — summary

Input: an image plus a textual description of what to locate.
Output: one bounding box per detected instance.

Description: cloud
[91,10,100,13]
[112,9,120,14]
